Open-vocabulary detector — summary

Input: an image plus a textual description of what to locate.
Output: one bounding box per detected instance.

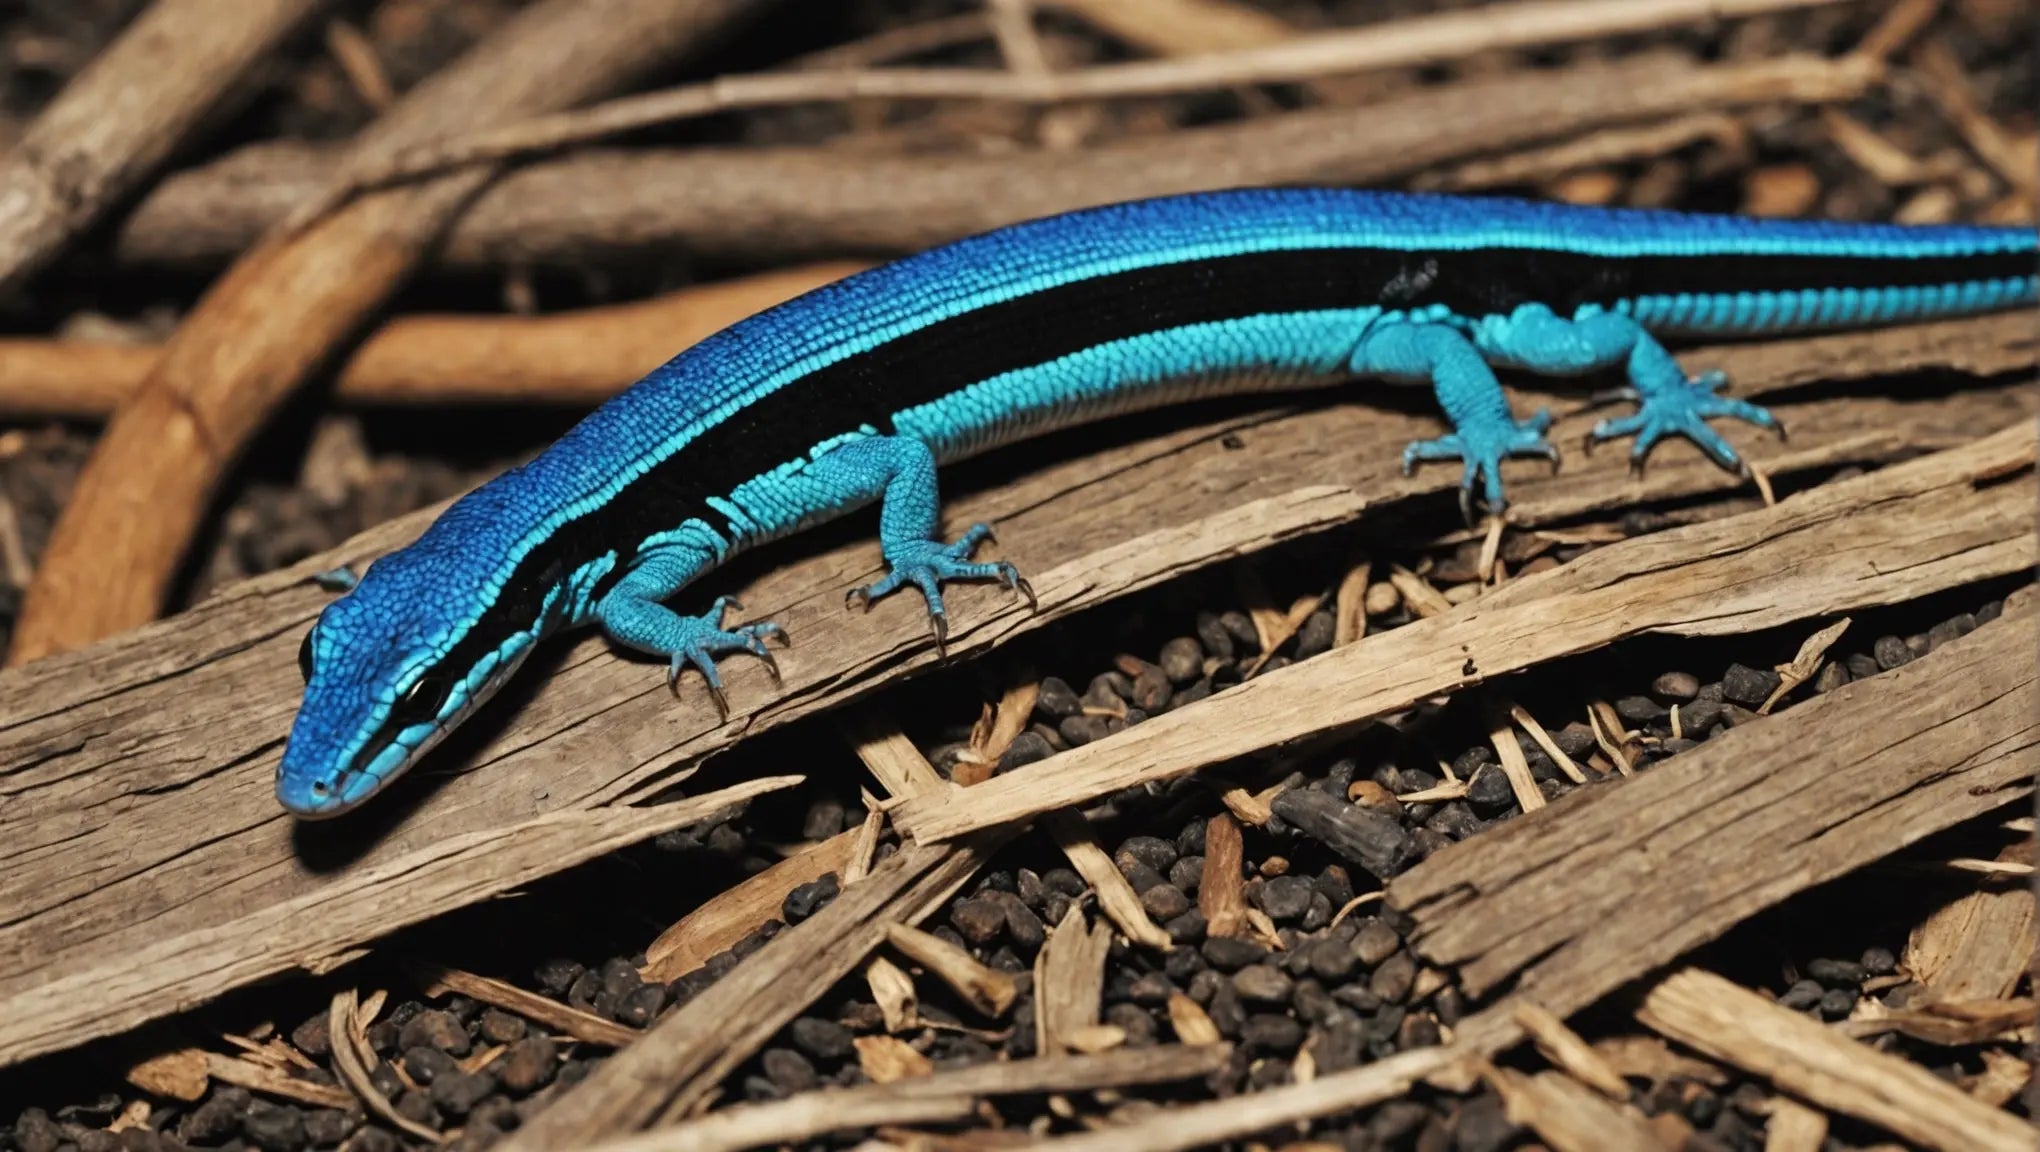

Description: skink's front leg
[595,544,786,718]
[1351,319,1559,520]
[1473,303,1783,473]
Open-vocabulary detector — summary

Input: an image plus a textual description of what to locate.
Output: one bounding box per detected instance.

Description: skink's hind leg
[815,434,1035,647]
[1352,320,1559,519]
[597,563,787,718]
[1473,303,1783,474]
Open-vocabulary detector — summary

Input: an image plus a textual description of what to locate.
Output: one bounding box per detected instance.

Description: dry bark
[0,0,325,291]
[0,318,2024,1067]
[7,0,780,664]
[113,53,1877,271]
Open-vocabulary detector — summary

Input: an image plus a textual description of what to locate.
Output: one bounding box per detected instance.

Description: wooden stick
[315,0,1854,205]
[1489,1067,1671,1152]
[0,0,324,291]
[640,828,863,983]
[497,835,1009,1149]
[116,53,1880,271]
[6,0,782,666]
[584,1045,1232,1152]
[891,425,2037,843]
[0,264,864,418]
[1393,590,2036,1031]
[1636,968,2033,1152]
[0,318,2024,1069]
[0,260,860,417]
[411,963,640,1047]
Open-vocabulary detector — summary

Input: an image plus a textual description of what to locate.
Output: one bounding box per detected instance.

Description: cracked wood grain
[1390,586,2039,1032]
[892,423,2037,843]
[0,316,2026,1067]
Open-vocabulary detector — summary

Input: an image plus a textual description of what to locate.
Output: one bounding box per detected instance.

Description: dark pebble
[302,1109,357,1147]
[1399,1010,1442,1049]
[1043,868,1087,897]
[1978,599,2003,623]
[1168,855,1204,892]
[1352,918,1403,966]
[1294,610,1336,660]
[1873,635,1913,670]
[1059,714,1113,747]
[616,984,666,1027]
[398,1009,470,1056]
[565,969,603,1014]
[1551,722,1598,759]
[1241,1014,1305,1052]
[349,1129,400,1152]
[12,1108,62,1152]
[762,1047,817,1093]
[1720,663,1780,707]
[1269,789,1412,880]
[495,1036,558,1095]
[1845,652,1882,679]
[1158,638,1204,684]
[430,1070,496,1118]
[1201,936,1270,971]
[1034,677,1082,719]
[290,1014,331,1059]
[783,872,840,922]
[403,1045,458,1084]
[1165,910,1208,945]
[1195,612,1236,661]
[1370,951,1417,1003]
[1232,964,1294,1004]
[1129,662,1173,711]
[1305,938,1358,981]
[1464,766,1514,812]
[1117,835,1178,873]
[1615,695,1668,724]
[950,897,1008,945]
[1452,1092,1519,1152]
[1817,988,1857,1019]
[1926,616,1967,649]
[998,730,1055,771]
[1219,611,1260,654]
[1370,1100,1433,1142]
[1861,946,1898,976]
[1679,697,1722,734]
[1814,661,1850,693]
[1141,883,1191,922]
[1255,875,1315,921]
[1651,671,1701,701]
[242,1102,306,1152]
[1207,983,1246,1038]
[790,1016,856,1061]
[478,1008,526,1045]
[1332,984,1382,1013]
[1806,957,1865,985]
[1778,979,1824,1011]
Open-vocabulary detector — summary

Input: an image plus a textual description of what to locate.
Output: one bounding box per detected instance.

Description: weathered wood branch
[7,0,782,664]
[0,0,326,291]
[1390,585,2039,1023]
[892,422,2038,844]
[0,317,2026,1067]
[112,53,1878,271]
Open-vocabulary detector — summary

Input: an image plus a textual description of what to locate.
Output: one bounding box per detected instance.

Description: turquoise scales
[279,187,2038,816]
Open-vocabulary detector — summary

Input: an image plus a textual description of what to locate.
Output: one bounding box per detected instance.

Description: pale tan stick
[117,53,1880,271]
[0,0,325,292]
[313,0,1853,206]
[7,0,782,666]
[0,263,864,419]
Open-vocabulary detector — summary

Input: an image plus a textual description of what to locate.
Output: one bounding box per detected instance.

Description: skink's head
[277,542,536,819]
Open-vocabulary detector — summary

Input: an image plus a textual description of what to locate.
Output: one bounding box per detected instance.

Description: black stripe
[405,240,2028,738]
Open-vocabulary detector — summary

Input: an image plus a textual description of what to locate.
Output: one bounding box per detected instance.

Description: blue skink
[279,187,2037,816]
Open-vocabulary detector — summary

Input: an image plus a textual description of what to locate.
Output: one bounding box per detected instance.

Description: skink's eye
[298,632,315,683]
[396,673,450,722]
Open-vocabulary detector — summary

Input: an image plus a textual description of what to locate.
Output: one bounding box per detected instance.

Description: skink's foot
[660,595,788,720]
[1587,371,1782,476]
[846,522,1036,651]
[1402,409,1559,523]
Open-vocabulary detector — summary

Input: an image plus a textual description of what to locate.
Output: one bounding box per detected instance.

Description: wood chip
[1904,857,2038,1002]
[1199,813,1248,939]
[1586,700,1636,776]
[1386,565,1453,618]
[1333,560,1371,647]
[416,963,638,1047]
[643,827,860,981]
[1064,1025,1127,1054]
[330,988,442,1144]
[1041,810,1172,951]
[868,955,920,1034]
[1635,968,2032,1152]
[125,1048,209,1102]
[1762,1096,1828,1152]
[845,799,887,886]
[856,1036,935,1084]
[1490,1066,1671,1152]
[1837,997,2036,1047]
[1487,711,1546,812]
[886,924,1020,1018]
[1968,1049,2031,1108]
[845,713,949,799]
[1508,704,1587,784]
[1036,904,1113,1057]
[1590,1035,1728,1087]
[1511,1004,1627,1099]
[1165,994,1223,1047]
[1760,618,1849,714]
